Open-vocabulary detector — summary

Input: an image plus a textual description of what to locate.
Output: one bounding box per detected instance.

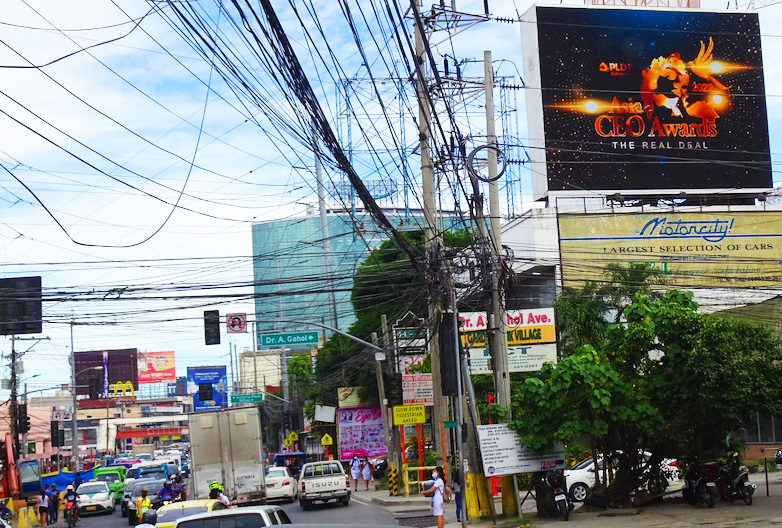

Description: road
[47,496,395,528]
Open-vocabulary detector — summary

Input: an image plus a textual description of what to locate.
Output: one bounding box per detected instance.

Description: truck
[188,406,266,505]
[298,460,350,510]
[132,443,155,460]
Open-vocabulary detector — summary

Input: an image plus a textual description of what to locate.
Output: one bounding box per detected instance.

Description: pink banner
[338,406,386,461]
[138,351,176,383]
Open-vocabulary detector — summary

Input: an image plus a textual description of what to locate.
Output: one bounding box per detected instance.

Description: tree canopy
[509,280,782,505]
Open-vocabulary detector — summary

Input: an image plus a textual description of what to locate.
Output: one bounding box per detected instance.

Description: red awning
[115,427,182,439]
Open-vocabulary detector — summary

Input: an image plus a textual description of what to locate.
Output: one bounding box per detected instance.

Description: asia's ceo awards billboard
[521,6,771,199]
[558,211,782,288]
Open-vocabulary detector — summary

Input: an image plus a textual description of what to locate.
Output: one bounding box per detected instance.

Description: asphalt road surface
[46,495,396,528]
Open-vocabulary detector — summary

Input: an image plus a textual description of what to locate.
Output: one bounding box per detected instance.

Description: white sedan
[265,466,298,502]
[76,481,115,515]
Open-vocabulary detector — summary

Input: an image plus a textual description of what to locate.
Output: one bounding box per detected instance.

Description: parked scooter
[545,470,575,521]
[717,454,755,505]
[682,464,718,508]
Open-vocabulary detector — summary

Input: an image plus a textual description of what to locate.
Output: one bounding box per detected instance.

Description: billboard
[0,276,42,336]
[137,351,176,384]
[187,366,228,412]
[337,406,386,461]
[522,6,771,198]
[74,349,138,397]
[559,210,782,288]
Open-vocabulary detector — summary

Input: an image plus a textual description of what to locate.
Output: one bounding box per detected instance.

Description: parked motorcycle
[64,501,79,528]
[545,470,575,521]
[682,465,718,508]
[717,456,755,505]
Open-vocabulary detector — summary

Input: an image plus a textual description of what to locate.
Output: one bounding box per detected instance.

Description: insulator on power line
[456,63,462,81]
[444,58,449,77]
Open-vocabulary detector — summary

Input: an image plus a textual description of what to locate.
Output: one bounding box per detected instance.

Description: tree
[510,286,782,506]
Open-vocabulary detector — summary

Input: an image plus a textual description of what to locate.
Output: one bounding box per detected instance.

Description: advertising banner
[523,6,771,196]
[468,344,558,375]
[138,351,176,384]
[187,366,227,412]
[559,211,782,288]
[74,349,138,396]
[402,373,433,406]
[477,424,565,476]
[337,406,386,461]
[337,387,363,408]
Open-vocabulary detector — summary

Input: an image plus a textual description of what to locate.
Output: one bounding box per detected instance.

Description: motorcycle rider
[156,480,178,502]
[135,509,158,528]
[172,474,187,500]
[63,485,80,523]
[208,480,231,506]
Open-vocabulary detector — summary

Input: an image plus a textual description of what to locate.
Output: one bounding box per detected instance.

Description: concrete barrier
[16,506,28,528]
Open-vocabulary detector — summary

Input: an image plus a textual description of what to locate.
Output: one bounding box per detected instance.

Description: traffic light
[17,404,28,433]
[386,373,403,407]
[51,421,60,447]
[88,378,100,400]
[204,310,221,345]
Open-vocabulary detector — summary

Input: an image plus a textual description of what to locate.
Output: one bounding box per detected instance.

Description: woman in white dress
[350,456,361,491]
[421,465,446,528]
[361,456,373,490]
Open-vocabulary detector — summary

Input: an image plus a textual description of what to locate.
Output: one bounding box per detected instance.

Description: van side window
[268,511,279,525]
[276,510,291,524]
[179,513,266,528]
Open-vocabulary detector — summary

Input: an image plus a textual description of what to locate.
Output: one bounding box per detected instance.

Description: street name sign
[261,331,319,347]
[230,393,264,404]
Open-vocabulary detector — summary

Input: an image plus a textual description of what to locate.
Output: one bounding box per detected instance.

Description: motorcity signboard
[559,210,782,288]
[521,6,771,198]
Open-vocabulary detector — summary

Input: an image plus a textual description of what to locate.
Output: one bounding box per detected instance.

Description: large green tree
[510,286,782,505]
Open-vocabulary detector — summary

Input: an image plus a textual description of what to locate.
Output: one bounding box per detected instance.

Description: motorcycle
[682,465,718,508]
[64,501,79,528]
[717,459,755,505]
[545,470,574,521]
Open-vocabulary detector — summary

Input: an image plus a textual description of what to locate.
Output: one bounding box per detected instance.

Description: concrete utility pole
[414,0,446,464]
[484,50,511,414]
[10,337,18,459]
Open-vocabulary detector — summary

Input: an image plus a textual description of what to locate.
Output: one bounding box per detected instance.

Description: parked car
[76,481,115,516]
[127,479,167,525]
[265,466,298,502]
[370,457,388,480]
[155,499,229,528]
[172,505,291,528]
[564,452,678,502]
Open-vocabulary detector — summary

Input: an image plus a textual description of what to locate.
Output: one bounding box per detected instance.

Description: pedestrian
[135,488,151,521]
[50,484,59,523]
[421,465,446,528]
[44,484,55,525]
[350,456,361,491]
[451,465,463,522]
[361,456,373,491]
[35,489,48,528]
[73,472,83,489]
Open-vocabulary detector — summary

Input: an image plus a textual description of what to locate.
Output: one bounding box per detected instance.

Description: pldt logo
[599,62,632,76]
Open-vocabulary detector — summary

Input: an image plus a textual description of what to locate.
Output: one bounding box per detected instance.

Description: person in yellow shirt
[135,488,151,521]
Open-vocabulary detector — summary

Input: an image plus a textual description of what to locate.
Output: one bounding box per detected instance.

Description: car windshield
[570,458,594,470]
[267,469,287,479]
[134,481,164,496]
[78,484,107,494]
[141,469,166,479]
[96,473,120,483]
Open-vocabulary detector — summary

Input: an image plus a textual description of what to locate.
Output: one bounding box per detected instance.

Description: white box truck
[188,406,266,505]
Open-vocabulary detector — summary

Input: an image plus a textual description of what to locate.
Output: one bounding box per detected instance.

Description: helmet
[141,510,158,524]
[208,481,222,491]
[163,480,172,490]
[66,485,73,491]
[141,488,148,493]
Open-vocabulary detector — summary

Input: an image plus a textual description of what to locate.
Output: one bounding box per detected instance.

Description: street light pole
[71,322,77,472]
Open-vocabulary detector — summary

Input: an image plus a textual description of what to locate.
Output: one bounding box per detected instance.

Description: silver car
[172,505,291,528]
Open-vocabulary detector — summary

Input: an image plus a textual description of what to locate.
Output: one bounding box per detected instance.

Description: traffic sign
[284,437,292,447]
[226,313,247,333]
[230,393,264,404]
[287,431,299,442]
[392,404,426,425]
[320,434,333,446]
[261,331,319,347]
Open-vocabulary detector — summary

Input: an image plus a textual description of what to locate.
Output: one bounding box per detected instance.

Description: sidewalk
[351,471,782,527]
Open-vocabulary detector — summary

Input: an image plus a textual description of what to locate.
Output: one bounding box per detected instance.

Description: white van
[172,505,291,528]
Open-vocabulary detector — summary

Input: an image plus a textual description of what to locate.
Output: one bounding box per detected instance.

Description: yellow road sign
[392,404,426,426]
[284,437,292,447]
[287,431,299,443]
[320,433,333,446]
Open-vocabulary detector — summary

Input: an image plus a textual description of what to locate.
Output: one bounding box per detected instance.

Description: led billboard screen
[523,6,771,197]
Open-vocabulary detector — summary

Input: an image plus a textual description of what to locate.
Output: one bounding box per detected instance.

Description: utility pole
[10,337,18,459]
[414,0,446,466]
